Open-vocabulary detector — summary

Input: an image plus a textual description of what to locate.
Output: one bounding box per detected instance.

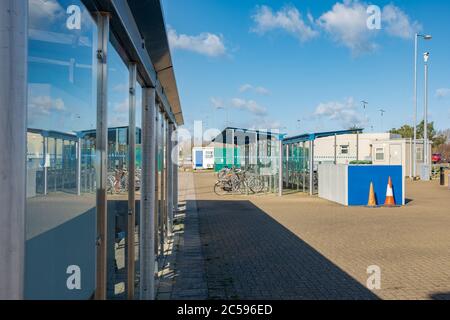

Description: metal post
[76,137,81,196]
[167,123,174,235]
[94,12,110,301]
[278,141,283,197]
[231,129,235,167]
[0,0,27,300]
[127,63,137,300]
[159,116,165,256]
[173,128,178,211]
[413,33,418,178]
[154,111,159,257]
[409,138,413,179]
[140,87,156,300]
[303,141,306,193]
[44,137,48,195]
[297,143,300,191]
[334,134,337,165]
[356,131,359,162]
[285,144,289,189]
[309,140,314,196]
[424,59,429,169]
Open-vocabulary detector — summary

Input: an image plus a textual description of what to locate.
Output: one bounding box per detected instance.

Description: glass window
[26,0,97,299]
[340,145,349,155]
[376,148,385,161]
[205,151,214,159]
[416,145,424,162]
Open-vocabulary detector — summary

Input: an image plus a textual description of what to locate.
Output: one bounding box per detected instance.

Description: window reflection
[26,0,97,300]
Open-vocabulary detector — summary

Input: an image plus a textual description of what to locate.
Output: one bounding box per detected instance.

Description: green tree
[390,121,447,150]
[390,124,413,138]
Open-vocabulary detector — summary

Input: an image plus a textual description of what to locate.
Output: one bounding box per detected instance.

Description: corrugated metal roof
[283,129,364,144]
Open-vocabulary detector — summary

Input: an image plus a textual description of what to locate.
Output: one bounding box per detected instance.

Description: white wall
[318,164,348,206]
[314,133,400,164]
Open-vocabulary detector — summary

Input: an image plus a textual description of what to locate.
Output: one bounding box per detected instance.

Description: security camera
[423,52,430,63]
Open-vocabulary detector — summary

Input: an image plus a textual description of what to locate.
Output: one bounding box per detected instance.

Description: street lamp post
[423,52,430,177]
[413,33,432,178]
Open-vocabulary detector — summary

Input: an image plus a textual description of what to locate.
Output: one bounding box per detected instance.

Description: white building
[192,147,215,169]
[313,133,432,178]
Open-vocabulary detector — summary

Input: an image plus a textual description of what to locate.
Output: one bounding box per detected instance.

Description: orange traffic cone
[367,182,377,207]
[384,176,396,207]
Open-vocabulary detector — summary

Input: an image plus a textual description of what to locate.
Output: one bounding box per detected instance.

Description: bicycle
[214,167,266,195]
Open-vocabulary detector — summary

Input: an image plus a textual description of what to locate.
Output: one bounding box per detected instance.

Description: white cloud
[29,0,65,28]
[114,98,129,114]
[383,4,421,39]
[239,84,253,93]
[239,84,270,95]
[210,97,225,109]
[317,0,376,54]
[313,97,365,128]
[231,98,267,116]
[168,27,226,57]
[113,83,129,93]
[317,1,421,55]
[436,88,450,99]
[251,5,318,42]
[29,95,66,116]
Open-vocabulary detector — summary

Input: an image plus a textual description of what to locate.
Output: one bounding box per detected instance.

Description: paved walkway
[156,171,208,300]
[165,171,450,300]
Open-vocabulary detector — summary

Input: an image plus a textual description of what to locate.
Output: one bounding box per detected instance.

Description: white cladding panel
[318,164,348,206]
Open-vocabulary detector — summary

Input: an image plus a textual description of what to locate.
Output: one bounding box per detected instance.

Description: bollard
[440,167,445,186]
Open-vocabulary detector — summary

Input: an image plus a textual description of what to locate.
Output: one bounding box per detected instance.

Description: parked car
[432,153,442,164]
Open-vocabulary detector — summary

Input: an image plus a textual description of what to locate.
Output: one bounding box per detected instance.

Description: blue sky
[162,0,450,136]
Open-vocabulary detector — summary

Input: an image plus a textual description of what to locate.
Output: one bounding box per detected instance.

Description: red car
[432,153,442,164]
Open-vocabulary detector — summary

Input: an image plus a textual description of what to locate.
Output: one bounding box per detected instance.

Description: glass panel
[134,83,142,283]
[106,43,130,298]
[26,0,97,299]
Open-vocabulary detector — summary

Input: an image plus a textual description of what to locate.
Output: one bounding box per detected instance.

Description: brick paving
[156,171,208,300]
[167,171,450,300]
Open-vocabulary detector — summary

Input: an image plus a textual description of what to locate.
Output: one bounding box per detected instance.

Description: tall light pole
[423,52,430,171]
[413,33,432,178]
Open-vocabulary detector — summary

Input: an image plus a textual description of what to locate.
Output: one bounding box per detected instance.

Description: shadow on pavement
[430,292,450,300]
[195,199,380,300]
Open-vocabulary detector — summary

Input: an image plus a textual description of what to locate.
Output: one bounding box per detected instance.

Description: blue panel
[196,150,203,167]
[348,166,403,206]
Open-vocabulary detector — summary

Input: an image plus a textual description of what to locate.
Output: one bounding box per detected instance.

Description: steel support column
[95,12,110,301]
[76,137,81,196]
[278,141,283,197]
[43,137,48,195]
[167,123,174,235]
[173,127,179,211]
[0,0,27,300]
[285,144,289,189]
[356,131,359,162]
[334,134,337,165]
[159,115,165,256]
[127,62,137,300]
[309,140,314,196]
[140,87,156,300]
